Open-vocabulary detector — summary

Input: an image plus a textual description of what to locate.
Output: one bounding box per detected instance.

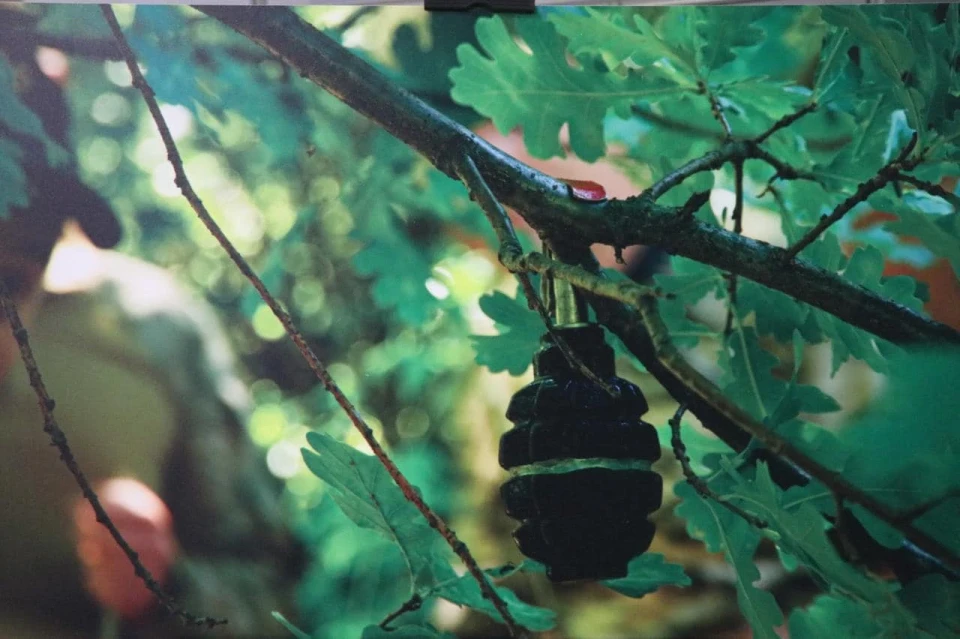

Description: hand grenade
[498,272,662,582]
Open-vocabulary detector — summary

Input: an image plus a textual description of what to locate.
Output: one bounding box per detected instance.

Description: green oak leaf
[548,9,694,86]
[450,15,686,161]
[820,7,925,138]
[721,327,839,426]
[302,433,555,632]
[798,236,924,374]
[675,480,783,639]
[693,7,767,77]
[878,190,960,279]
[428,562,557,631]
[471,289,542,375]
[731,464,897,605]
[302,432,446,592]
[652,256,723,349]
[788,595,886,639]
[602,552,691,598]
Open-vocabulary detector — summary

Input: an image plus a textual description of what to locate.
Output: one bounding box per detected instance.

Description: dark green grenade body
[499,324,663,582]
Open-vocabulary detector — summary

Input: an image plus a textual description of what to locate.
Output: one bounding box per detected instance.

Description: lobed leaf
[450,15,686,161]
[602,553,691,598]
[301,433,555,631]
[470,289,542,375]
[675,480,783,639]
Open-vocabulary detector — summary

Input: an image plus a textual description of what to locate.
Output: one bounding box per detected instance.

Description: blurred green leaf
[838,347,960,554]
[302,432,446,591]
[899,574,960,638]
[352,234,440,327]
[428,563,557,631]
[0,140,28,218]
[471,289,542,375]
[602,553,691,598]
[0,56,66,169]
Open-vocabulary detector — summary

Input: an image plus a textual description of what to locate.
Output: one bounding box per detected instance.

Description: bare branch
[784,133,920,261]
[101,7,525,636]
[896,174,960,210]
[754,102,818,144]
[379,594,423,629]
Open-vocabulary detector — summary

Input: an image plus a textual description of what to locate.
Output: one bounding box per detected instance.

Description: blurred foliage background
[8,4,959,638]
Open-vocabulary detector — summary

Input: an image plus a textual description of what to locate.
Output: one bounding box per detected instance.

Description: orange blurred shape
[850,192,960,330]
[73,478,177,621]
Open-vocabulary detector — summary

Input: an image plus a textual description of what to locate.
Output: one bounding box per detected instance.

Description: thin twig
[379,593,423,629]
[784,133,920,262]
[630,103,848,151]
[0,281,225,628]
[456,154,619,398]
[670,404,768,528]
[100,8,524,637]
[723,160,744,337]
[334,6,377,34]
[895,489,960,524]
[896,174,960,210]
[754,102,818,144]
[699,80,732,139]
[644,140,815,204]
[749,145,818,183]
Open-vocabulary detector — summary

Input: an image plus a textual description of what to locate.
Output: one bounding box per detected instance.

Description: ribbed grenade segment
[499,324,663,582]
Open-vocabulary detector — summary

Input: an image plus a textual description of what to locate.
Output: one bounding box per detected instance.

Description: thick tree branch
[198,6,960,349]
[102,8,524,636]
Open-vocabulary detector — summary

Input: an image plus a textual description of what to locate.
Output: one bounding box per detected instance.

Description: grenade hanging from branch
[498,264,663,582]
